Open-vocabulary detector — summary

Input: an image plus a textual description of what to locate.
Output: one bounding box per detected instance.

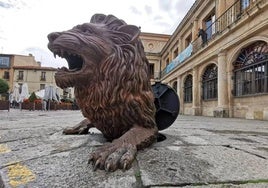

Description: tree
[28,92,37,102]
[0,79,9,93]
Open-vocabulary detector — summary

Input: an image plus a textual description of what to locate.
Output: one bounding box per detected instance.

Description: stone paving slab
[0,109,268,187]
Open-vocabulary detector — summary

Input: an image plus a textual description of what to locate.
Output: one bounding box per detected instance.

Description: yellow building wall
[0,54,41,92]
[13,55,40,67]
[13,68,57,94]
[140,32,170,82]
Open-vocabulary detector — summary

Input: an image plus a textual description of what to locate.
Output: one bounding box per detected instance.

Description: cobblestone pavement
[0,109,268,188]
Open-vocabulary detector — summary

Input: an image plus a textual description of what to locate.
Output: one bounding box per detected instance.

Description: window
[233,41,268,96]
[18,71,24,80]
[149,64,154,79]
[166,58,170,67]
[173,48,178,59]
[172,81,177,92]
[41,71,46,81]
[204,12,216,40]
[3,71,9,80]
[202,64,218,100]
[184,75,193,103]
[185,34,192,47]
[241,0,250,10]
[40,84,45,90]
[0,56,10,68]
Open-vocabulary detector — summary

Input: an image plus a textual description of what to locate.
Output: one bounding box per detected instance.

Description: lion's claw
[89,143,137,172]
[105,163,111,171]
[123,162,127,170]
[93,159,101,171]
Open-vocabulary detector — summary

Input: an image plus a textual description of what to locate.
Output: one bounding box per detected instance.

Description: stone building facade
[0,54,65,97]
[139,32,170,83]
[156,0,268,120]
[12,66,58,94]
[0,54,41,92]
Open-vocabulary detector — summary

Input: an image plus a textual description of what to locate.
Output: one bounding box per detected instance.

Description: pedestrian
[198,28,207,47]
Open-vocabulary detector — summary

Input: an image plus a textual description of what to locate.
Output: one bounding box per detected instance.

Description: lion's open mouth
[53,50,83,71]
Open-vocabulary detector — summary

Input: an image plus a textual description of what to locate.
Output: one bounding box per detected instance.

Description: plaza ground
[0,109,268,187]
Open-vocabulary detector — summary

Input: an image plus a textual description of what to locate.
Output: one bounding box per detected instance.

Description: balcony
[160,0,266,79]
[161,44,193,78]
[192,0,267,53]
[40,76,46,81]
[17,75,24,81]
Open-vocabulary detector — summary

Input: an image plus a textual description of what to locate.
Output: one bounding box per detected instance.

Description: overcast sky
[0,0,195,67]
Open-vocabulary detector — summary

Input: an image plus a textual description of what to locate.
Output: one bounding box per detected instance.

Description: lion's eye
[75,24,95,34]
[74,24,86,32]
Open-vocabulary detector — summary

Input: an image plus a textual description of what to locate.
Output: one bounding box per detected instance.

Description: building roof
[13,66,57,71]
[140,32,170,38]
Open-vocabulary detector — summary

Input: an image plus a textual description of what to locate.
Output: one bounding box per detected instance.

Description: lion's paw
[88,143,137,172]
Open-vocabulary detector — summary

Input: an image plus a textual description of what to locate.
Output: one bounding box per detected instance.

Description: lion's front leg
[63,118,94,134]
[88,125,158,171]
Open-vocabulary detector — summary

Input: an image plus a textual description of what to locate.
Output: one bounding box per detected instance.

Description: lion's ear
[90,14,106,23]
[118,25,140,43]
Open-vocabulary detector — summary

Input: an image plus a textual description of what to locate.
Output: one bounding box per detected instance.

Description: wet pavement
[0,109,268,188]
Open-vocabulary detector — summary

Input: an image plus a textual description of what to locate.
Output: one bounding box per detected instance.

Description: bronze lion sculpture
[47,14,158,171]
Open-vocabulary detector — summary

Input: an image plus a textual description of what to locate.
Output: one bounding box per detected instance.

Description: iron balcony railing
[17,75,24,81]
[40,76,46,81]
[160,0,265,79]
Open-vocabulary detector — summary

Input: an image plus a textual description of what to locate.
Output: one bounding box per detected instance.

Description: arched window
[202,64,218,100]
[172,81,177,92]
[233,41,268,96]
[184,75,192,103]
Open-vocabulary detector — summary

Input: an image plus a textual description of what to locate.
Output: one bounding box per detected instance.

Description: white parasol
[43,85,59,110]
[11,83,20,103]
[19,83,29,103]
[35,89,45,99]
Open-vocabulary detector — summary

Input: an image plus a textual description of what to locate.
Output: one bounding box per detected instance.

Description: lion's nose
[47,32,61,42]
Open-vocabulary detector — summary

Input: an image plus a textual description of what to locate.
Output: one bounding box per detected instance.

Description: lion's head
[47,14,148,89]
